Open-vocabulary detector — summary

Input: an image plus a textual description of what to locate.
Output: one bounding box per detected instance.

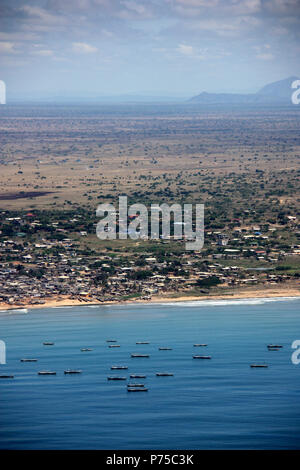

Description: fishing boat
[20,358,38,362]
[159,347,172,350]
[193,355,211,359]
[136,342,150,344]
[131,354,150,358]
[0,375,14,379]
[127,387,148,392]
[38,371,57,375]
[267,345,283,348]
[64,370,82,374]
[107,376,127,381]
[43,342,54,346]
[250,364,268,368]
[130,374,146,379]
[109,345,120,348]
[127,383,145,387]
[194,344,207,347]
[106,340,117,343]
[81,348,93,352]
[111,366,128,370]
[156,373,174,376]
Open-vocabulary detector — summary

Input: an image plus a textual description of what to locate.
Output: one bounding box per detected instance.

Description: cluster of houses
[0,210,299,306]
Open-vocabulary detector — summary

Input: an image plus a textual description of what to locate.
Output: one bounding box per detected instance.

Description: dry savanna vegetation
[0,104,299,212]
[0,103,299,307]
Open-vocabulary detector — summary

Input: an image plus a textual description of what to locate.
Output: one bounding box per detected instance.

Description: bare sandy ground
[0,285,299,311]
[151,289,300,304]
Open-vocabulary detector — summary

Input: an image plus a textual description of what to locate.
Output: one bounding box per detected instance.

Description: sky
[0,0,300,99]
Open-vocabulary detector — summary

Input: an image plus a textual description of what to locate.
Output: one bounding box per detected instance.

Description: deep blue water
[0,297,299,450]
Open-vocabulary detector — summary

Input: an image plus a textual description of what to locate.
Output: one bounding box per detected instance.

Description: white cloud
[186,15,261,37]
[72,42,98,53]
[0,57,28,67]
[32,49,54,57]
[176,44,211,60]
[21,5,66,25]
[228,0,261,15]
[264,0,300,14]
[102,29,114,38]
[0,32,38,42]
[270,25,289,35]
[254,43,275,60]
[173,0,261,16]
[174,0,219,6]
[177,43,194,55]
[256,52,274,60]
[190,18,240,36]
[20,5,68,33]
[118,1,153,19]
[0,42,16,54]
[122,1,148,15]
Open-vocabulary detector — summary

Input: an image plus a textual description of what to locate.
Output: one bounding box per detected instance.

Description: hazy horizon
[0,0,300,100]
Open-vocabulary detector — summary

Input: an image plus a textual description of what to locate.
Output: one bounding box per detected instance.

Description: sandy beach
[0,284,299,311]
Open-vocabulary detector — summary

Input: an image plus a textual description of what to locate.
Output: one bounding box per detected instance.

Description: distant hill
[189,76,300,104]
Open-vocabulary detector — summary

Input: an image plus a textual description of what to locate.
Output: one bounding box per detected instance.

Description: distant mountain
[189,76,300,104]
[256,76,299,100]
[189,91,254,104]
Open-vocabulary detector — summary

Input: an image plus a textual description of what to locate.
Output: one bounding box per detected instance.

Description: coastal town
[0,103,299,308]
[1,207,299,308]
[1,0,300,453]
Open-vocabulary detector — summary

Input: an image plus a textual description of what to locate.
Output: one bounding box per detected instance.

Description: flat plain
[0,103,299,211]
[0,103,299,307]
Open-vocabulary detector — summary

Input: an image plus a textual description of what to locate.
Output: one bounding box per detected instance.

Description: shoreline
[1,285,299,311]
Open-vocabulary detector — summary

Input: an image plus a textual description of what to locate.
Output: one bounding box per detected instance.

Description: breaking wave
[155,297,299,308]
